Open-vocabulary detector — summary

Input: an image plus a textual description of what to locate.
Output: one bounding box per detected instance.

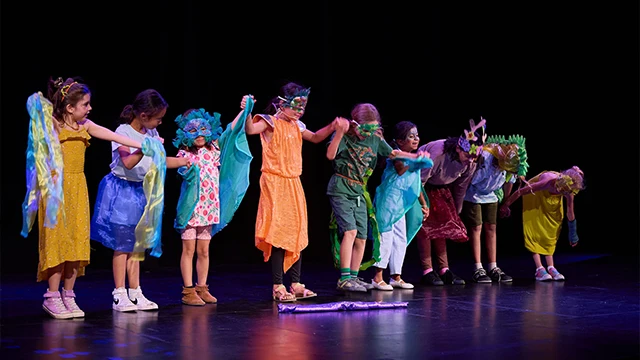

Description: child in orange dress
[245,83,339,302]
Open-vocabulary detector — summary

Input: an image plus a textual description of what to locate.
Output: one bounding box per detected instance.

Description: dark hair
[179,108,215,154]
[120,89,168,124]
[46,76,91,125]
[390,121,417,150]
[265,82,307,113]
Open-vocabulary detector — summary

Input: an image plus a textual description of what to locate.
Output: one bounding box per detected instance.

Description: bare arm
[230,95,254,131]
[166,156,189,169]
[564,193,575,221]
[84,120,142,148]
[245,117,270,135]
[118,147,145,170]
[302,121,336,143]
[502,176,552,208]
[502,181,515,203]
[326,132,344,160]
[394,159,409,176]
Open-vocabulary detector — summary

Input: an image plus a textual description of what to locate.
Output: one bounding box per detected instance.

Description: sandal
[273,285,296,303]
[290,283,317,299]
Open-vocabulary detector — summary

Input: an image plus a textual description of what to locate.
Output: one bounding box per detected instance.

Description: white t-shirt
[110,124,161,182]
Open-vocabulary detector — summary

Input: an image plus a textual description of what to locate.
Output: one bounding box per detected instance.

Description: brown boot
[195,284,217,304]
[182,286,205,306]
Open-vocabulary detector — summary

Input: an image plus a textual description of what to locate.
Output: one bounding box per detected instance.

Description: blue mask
[172,109,222,148]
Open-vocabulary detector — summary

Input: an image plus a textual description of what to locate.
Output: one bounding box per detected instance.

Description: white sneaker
[389,278,414,289]
[371,280,393,291]
[112,288,137,312]
[128,287,158,311]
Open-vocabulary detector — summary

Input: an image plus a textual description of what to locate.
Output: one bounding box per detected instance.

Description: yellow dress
[37,127,91,281]
[253,115,308,273]
[522,172,564,256]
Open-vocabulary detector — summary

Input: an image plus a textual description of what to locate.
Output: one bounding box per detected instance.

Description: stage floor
[1,254,638,359]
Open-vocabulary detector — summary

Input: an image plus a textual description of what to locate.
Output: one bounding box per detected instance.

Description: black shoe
[488,267,512,283]
[472,268,492,284]
[440,269,466,285]
[420,271,444,286]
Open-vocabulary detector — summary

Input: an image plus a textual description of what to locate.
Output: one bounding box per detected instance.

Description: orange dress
[37,127,91,281]
[254,114,308,272]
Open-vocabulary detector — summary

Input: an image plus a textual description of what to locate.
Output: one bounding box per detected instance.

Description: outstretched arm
[167,156,190,169]
[84,120,142,148]
[230,95,254,131]
[502,176,551,208]
[302,120,337,143]
[326,117,349,160]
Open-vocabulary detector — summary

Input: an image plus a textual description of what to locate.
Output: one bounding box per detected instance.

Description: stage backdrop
[2,1,638,275]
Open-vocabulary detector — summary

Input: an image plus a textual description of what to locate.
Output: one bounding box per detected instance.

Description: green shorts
[329,195,368,239]
[461,201,498,227]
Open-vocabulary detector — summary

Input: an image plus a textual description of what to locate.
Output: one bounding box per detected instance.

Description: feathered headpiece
[278,87,310,111]
[172,108,223,148]
[484,134,529,177]
[458,117,487,156]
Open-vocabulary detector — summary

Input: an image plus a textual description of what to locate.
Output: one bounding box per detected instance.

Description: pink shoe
[43,291,73,319]
[61,289,85,317]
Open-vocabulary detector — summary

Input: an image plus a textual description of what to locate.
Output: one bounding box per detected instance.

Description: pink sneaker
[43,291,73,319]
[61,289,85,317]
[535,267,552,281]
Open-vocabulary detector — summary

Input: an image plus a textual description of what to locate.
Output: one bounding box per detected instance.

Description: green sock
[340,268,351,281]
[350,270,359,279]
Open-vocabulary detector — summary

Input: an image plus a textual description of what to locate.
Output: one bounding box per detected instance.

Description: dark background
[2,1,638,276]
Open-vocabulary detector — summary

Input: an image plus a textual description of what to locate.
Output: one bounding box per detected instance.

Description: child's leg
[350,237,366,275]
[46,264,64,292]
[416,229,433,273]
[62,261,80,290]
[532,253,544,268]
[113,251,128,289]
[181,240,196,286]
[349,195,369,278]
[271,247,295,301]
[329,196,358,281]
[374,228,393,283]
[544,255,554,268]
[389,216,408,281]
[126,254,140,289]
[180,228,197,286]
[339,230,357,279]
[484,223,497,267]
[195,239,211,286]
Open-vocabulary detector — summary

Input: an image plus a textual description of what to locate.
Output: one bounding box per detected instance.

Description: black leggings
[271,247,301,284]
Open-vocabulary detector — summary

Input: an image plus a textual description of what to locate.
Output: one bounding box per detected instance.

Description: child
[21,77,145,319]
[371,121,433,290]
[91,89,189,312]
[173,95,254,306]
[416,118,487,286]
[326,105,428,292]
[499,166,585,281]
[461,134,529,283]
[245,82,338,302]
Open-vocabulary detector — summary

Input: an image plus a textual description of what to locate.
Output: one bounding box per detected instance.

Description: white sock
[474,263,483,270]
[489,262,497,270]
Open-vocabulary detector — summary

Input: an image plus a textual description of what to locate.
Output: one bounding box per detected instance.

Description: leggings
[271,247,302,284]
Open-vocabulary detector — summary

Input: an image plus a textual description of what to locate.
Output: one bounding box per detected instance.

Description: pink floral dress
[177,144,221,226]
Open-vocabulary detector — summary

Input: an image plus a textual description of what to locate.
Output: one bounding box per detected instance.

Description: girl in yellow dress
[22,77,144,319]
[499,166,585,281]
[245,83,339,302]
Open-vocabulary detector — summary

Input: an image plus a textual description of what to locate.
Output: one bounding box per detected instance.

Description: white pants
[373,215,407,275]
